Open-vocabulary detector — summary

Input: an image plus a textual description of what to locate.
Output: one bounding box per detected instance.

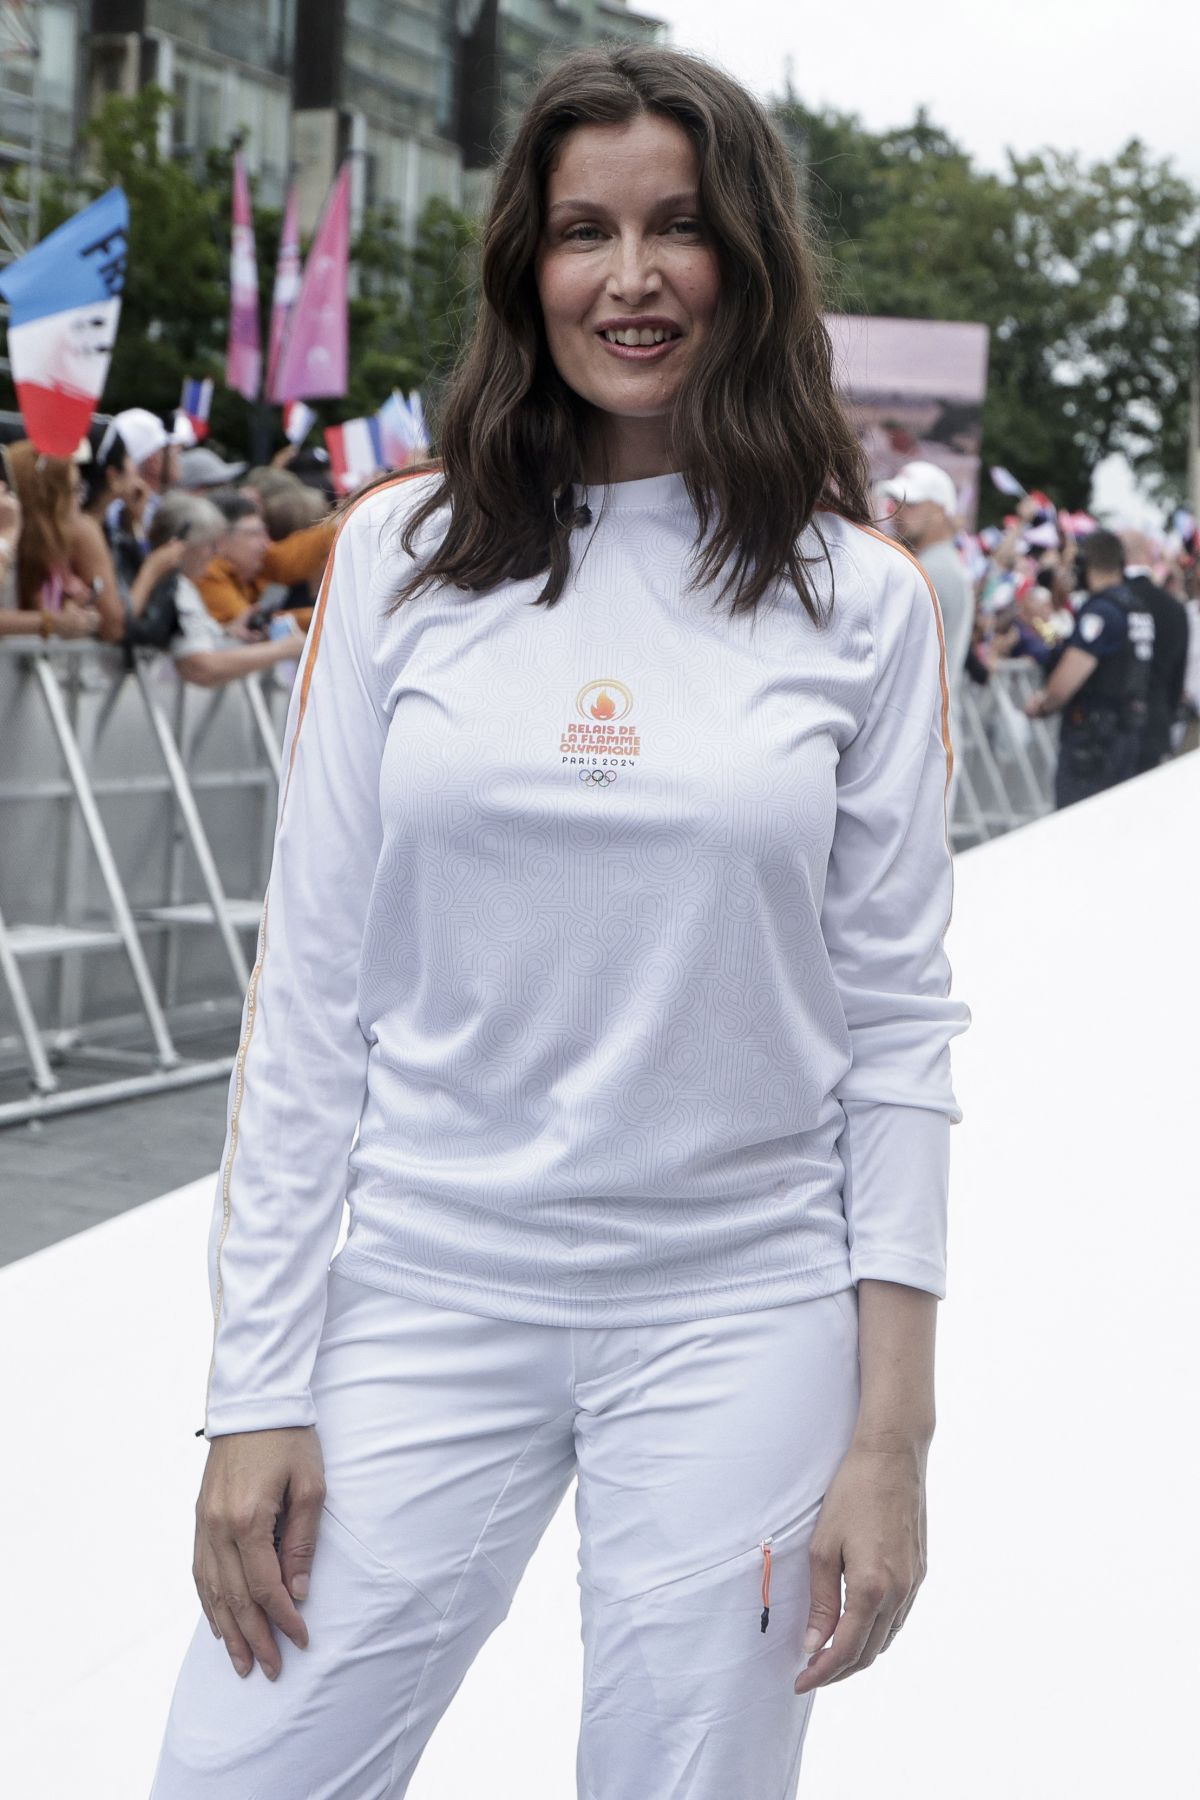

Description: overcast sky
[652,0,1200,184]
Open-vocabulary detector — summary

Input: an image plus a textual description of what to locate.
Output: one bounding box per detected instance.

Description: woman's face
[534,114,720,479]
[107,455,138,506]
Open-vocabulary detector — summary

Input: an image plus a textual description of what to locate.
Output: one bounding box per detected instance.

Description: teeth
[604,327,672,346]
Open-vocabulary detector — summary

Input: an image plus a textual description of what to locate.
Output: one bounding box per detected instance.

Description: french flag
[376,388,430,469]
[0,187,129,458]
[179,376,213,440]
[283,399,316,446]
[324,416,384,496]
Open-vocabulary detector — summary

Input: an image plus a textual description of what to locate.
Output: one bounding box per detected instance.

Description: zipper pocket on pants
[759,1537,773,1632]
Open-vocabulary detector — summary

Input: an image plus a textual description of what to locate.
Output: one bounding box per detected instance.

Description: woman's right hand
[194,1426,327,1680]
[56,602,103,640]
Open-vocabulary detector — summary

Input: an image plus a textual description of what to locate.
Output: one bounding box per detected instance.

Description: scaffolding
[0,0,44,268]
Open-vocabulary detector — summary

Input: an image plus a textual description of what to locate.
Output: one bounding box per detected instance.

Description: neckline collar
[575,470,691,514]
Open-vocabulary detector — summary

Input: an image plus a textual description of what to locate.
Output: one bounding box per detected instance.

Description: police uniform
[1054,580,1155,810]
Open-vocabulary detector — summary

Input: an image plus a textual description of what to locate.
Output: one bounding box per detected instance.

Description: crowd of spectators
[0,408,336,692]
[3,418,1198,806]
[880,461,1199,808]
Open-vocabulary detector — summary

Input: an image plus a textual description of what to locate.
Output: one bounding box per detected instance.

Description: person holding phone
[151,44,970,1798]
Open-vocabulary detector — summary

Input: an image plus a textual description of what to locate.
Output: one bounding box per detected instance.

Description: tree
[1006,140,1199,495]
[771,90,1200,514]
[345,196,478,429]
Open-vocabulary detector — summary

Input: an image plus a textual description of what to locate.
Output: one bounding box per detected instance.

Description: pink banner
[271,161,350,404]
[266,179,302,405]
[826,313,990,527]
[226,150,262,402]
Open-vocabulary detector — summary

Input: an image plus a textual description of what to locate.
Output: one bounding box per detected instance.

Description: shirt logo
[560,676,642,779]
[576,679,634,722]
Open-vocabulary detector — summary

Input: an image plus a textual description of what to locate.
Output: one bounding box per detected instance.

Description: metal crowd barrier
[949,657,1060,849]
[0,634,1106,1124]
[0,637,289,1124]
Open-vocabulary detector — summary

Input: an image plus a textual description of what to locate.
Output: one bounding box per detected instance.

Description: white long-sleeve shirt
[202,469,971,1437]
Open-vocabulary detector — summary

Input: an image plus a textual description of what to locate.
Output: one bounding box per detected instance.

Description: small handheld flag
[1057,509,1096,538]
[324,416,384,496]
[179,376,213,441]
[376,389,430,469]
[283,399,316,446]
[989,466,1026,498]
[0,186,129,457]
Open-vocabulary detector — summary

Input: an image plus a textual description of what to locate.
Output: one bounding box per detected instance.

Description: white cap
[102,407,192,469]
[879,460,959,518]
[179,446,248,489]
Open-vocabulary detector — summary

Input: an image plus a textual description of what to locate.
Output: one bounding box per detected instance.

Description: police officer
[1119,530,1190,773]
[1024,529,1155,810]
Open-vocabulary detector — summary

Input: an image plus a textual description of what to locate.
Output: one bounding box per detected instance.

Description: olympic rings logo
[579,768,618,785]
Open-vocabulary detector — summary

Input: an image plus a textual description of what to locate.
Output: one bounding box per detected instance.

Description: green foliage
[344,196,479,431]
[1005,142,1198,492]
[773,90,1200,514]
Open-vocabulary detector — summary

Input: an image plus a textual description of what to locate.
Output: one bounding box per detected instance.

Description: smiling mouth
[599,326,681,346]
[596,327,683,363]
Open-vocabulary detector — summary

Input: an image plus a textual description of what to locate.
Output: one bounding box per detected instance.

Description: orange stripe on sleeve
[283,469,431,807]
[848,521,956,793]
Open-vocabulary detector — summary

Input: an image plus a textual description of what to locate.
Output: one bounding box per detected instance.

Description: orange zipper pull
[760,1538,773,1632]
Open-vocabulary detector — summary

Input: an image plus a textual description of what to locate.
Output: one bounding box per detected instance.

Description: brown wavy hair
[389,44,870,622]
[6,438,76,609]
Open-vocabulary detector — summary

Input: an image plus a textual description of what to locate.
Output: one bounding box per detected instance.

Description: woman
[4,437,178,644]
[0,474,98,638]
[4,438,114,626]
[79,422,142,530]
[152,45,970,1799]
[78,421,153,590]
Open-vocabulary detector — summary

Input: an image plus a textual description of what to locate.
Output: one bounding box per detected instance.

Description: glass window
[36,4,78,115]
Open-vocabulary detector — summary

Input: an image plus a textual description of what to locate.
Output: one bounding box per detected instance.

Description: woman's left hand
[793,1435,928,1694]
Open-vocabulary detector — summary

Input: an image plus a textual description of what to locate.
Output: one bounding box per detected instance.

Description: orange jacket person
[198,490,335,630]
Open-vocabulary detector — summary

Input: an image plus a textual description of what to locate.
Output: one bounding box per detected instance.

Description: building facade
[0,0,661,260]
[0,1,90,258]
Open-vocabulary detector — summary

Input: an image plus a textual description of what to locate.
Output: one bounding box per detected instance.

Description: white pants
[151,1264,861,1799]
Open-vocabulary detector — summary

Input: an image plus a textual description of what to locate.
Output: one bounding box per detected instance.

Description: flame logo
[576,678,633,722]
